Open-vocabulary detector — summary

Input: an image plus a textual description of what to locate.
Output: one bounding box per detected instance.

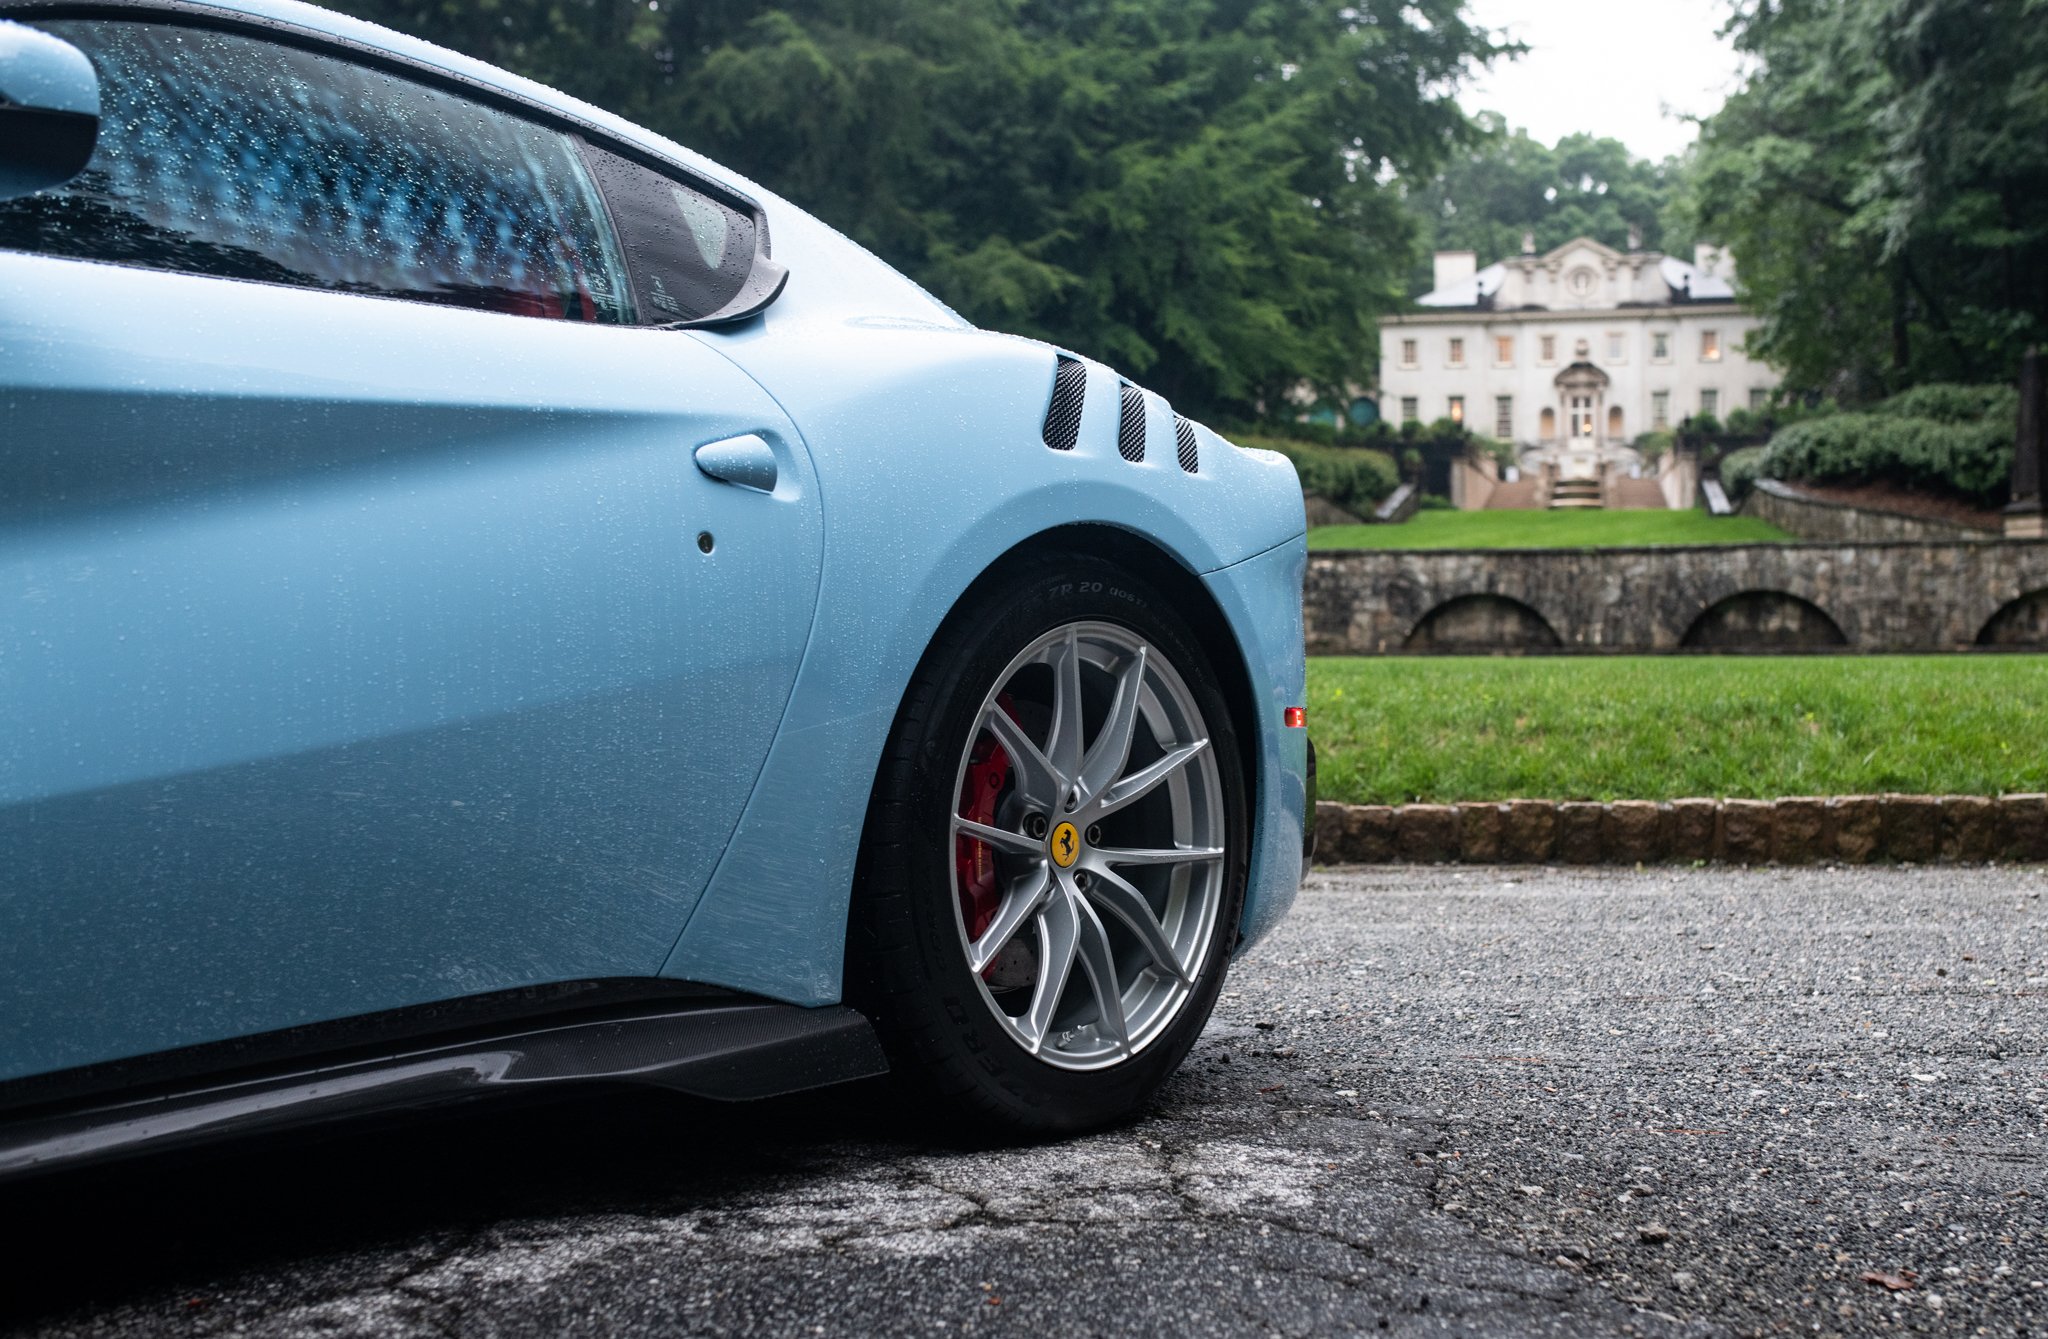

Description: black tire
[848,550,1248,1136]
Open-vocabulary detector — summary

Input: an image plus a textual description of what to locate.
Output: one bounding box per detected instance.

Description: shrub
[1874,383,2019,426]
[1249,417,1339,447]
[1772,395,1839,426]
[1236,435,1399,514]
[1684,411,1724,437]
[1719,445,1765,501]
[1759,413,2013,503]
[1724,406,1762,436]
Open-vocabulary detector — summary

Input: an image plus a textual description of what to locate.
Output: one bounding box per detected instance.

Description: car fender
[662,312,1305,1003]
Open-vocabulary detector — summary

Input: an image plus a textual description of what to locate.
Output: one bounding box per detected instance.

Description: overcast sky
[1456,0,1750,163]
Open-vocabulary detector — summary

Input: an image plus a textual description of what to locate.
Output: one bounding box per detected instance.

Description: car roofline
[0,0,792,229]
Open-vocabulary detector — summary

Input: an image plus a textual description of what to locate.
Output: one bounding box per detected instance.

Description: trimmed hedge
[1875,383,2019,426]
[1760,414,2012,503]
[1756,383,2017,505]
[1720,445,1766,501]
[1237,436,1399,515]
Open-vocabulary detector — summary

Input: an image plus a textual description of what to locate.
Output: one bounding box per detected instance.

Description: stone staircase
[1549,477,1603,509]
[1482,471,1674,511]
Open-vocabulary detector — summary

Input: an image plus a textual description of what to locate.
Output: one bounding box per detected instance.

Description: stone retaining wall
[1306,539,2048,653]
[1742,478,1996,543]
[1313,794,2048,865]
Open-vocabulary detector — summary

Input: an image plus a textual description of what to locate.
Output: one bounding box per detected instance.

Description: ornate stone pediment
[1553,361,1611,391]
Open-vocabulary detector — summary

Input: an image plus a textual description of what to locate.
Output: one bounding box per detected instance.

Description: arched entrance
[1553,363,1611,453]
[1545,363,1612,506]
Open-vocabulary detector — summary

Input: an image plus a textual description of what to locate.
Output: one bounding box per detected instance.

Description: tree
[1682,0,2048,400]
[1400,115,1691,293]
[318,0,1510,419]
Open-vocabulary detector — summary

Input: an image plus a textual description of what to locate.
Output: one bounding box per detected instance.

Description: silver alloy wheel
[948,620,1227,1071]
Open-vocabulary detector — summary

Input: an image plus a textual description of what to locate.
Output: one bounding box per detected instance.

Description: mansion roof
[1415,236,1737,314]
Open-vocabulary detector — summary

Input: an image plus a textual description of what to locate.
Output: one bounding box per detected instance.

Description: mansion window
[1447,337,1466,367]
[1539,407,1557,440]
[1606,332,1625,362]
[1400,396,1419,424]
[1539,334,1557,363]
[1448,395,1465,425]
[1701,389,1720,418]
[1495,395,1513,438]
[1494,335,1514,366]
[1608,405,1625,437]
[1651,331,1671,361]
[1400,338,1418,367]
[1651,390,1670,429]
[1750,388,1769,411]
[1701,329,1722,362]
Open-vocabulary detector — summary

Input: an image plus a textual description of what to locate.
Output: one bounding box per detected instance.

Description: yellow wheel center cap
[1049,820,1081,868]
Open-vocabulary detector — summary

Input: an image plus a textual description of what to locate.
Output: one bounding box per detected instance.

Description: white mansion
[1378,236,1779,507]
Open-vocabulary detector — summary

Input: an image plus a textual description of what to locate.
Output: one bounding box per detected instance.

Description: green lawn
[1308,655,2048,804]
[1309,509,1791,550]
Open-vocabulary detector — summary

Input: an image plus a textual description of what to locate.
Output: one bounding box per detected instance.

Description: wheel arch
[928,523,1263,814]
[837,521,1266,1124]
[843,522,1266,980]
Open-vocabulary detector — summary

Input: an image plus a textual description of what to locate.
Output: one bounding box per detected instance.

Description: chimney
[1433,250,1477,294]
[1627,223,1643,252]
[1520,231,1536,256]
[1694,243,1725,277]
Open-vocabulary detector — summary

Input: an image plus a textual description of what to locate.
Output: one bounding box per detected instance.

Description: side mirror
[0,20,100,202]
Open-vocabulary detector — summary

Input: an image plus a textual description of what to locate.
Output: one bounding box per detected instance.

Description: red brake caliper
[955,695,1018,955]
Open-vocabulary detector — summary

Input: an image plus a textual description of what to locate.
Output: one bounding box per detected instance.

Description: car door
[0,16,822,1081]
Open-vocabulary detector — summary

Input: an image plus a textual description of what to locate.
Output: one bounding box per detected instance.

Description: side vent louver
[1042,355,1087,451]
[1117,383,1147,462]
[1173,414,1200,474]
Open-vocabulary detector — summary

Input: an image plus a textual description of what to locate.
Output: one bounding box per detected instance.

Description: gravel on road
[4,864,2042,1338]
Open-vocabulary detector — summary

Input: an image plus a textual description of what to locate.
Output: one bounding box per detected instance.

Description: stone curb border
[1313,794,2048,866]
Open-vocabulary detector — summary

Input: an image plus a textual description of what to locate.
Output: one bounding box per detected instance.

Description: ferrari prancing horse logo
[1049,821,1080,868]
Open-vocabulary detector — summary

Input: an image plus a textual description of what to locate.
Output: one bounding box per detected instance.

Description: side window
[0,20,632,322]
[580,144,757,324]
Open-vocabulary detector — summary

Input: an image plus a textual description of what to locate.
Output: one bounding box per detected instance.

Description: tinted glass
[582,144,755,323]
[0,20,632,322]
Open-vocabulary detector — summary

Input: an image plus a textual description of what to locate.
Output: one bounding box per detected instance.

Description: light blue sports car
[0,0,1311,1171]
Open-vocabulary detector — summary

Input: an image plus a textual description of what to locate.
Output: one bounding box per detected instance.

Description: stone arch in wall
[1607,405,1624,438]
[1405,594,1563,653]
[1681,591,1848,650]
[1976,589,2048,647]
[1539,407,1557,441]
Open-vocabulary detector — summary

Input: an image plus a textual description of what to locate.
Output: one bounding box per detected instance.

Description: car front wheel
[850,552,1248,1135]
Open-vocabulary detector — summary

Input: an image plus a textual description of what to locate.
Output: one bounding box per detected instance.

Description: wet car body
[0,0,1311,1173]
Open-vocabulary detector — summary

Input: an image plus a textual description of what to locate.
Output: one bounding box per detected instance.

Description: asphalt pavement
[4,864,2043,1337]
